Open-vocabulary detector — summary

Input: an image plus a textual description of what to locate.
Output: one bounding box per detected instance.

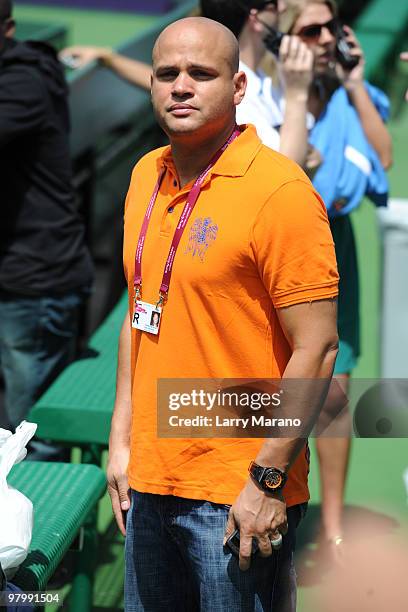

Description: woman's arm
[340,27,393,169]
[60,46,152,91]
[278,35,314,167]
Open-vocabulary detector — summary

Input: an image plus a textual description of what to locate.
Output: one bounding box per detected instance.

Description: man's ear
[5,19,16,38]
[233,70,247,106]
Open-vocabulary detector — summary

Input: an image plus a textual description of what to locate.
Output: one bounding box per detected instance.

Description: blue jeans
[125,491,307,612]
[0,291,84,440]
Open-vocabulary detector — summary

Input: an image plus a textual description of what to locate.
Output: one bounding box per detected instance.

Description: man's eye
[191,71,214,80]
[157,71,178,80]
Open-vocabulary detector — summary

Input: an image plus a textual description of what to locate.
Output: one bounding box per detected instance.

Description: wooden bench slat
[29,292,128,446]
[8,462,106,591]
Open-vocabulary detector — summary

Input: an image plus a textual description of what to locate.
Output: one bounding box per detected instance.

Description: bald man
[108,17,339,612]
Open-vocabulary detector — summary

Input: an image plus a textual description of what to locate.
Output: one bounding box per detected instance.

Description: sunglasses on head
[296,18,338,41]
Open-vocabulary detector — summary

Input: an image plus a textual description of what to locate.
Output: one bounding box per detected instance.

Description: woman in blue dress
[280,0,392,560]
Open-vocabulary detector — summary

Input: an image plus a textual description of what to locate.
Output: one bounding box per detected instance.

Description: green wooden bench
[355,0,408,32]
[15,21,68,51]
[8,461,106,611]
[29,292,128,456]
[354,0,408,81]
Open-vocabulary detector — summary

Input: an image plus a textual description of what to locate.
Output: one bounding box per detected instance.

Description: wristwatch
[249,461,287,493]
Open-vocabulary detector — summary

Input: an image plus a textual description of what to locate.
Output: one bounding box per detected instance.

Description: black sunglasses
[296,18,338,41]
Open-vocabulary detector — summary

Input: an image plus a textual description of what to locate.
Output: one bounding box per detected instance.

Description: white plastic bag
[0,421,37,578]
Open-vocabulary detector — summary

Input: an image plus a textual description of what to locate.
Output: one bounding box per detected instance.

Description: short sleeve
[249,179,339,308]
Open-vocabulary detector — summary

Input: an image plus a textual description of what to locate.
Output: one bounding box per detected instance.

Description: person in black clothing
[0,0,93,457]
[0,560,34,611]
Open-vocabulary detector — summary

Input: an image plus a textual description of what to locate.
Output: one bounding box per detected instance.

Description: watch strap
[250,462,267,483]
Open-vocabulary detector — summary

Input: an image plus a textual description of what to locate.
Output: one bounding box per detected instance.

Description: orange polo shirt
[123,125,338,507]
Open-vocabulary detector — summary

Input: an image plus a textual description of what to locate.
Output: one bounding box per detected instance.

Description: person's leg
[167,496,306,612]
[315,373,351,561]
[317,215,359,560]
[0,292,82,458]
[124,491,196,612]
[0,294,44,428]
[34,293,83,397]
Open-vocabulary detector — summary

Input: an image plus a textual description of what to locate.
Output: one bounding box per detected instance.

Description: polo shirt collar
[157,124,262,180]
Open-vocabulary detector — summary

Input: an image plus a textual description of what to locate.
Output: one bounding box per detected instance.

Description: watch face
[263,469,283,490]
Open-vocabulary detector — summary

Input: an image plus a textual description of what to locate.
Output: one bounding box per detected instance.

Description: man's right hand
[224,478,288,571]
[279,35,313,97]
[107,446,131,536]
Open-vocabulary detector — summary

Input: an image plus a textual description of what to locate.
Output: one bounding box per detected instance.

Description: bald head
[150,15,246,146]
[153,17,239,76]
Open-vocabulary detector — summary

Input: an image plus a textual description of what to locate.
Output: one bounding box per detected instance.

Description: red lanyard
[133,126,241,305]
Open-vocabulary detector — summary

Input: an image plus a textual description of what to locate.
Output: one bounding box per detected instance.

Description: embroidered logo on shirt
[185,217,218,262]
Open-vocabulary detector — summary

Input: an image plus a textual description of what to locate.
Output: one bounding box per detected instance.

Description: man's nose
[172,73,194,97]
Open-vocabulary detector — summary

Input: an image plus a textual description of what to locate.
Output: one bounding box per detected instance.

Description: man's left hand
[223,478,288,571]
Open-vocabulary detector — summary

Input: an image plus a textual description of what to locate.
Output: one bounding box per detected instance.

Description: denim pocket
[41,294,82,339]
